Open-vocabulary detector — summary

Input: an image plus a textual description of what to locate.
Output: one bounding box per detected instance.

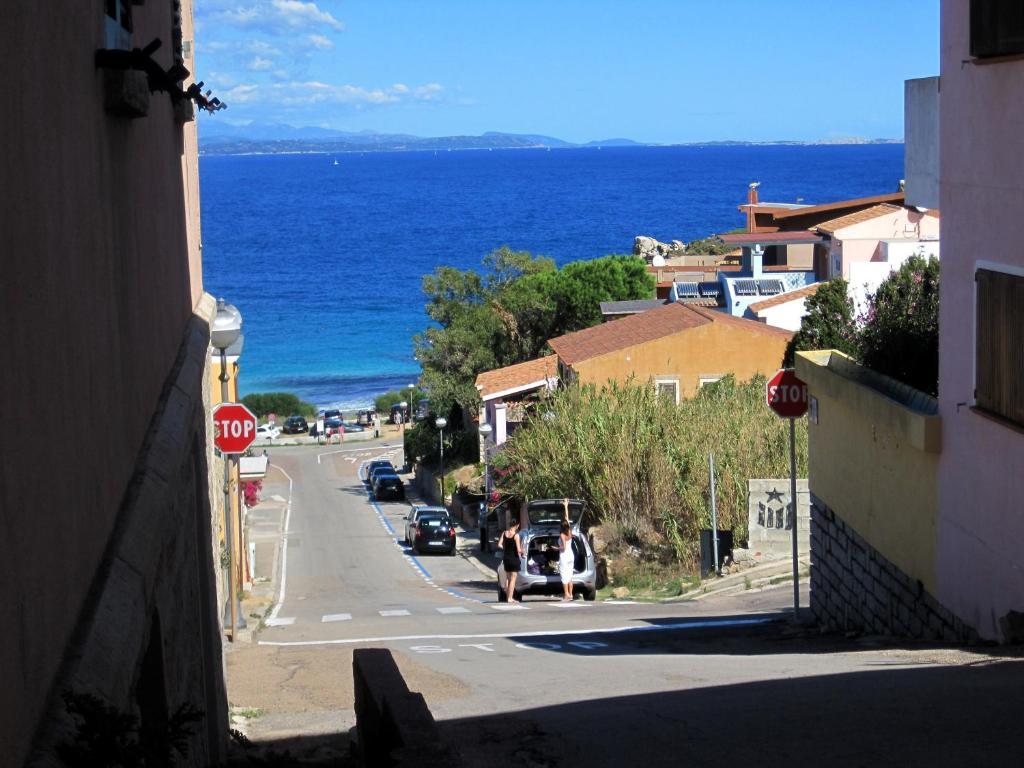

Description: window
[975,268,1024,427]
[104,0,133,49]
[971,0,1024,58]
[699,375,724,389]
[655,379,679,404]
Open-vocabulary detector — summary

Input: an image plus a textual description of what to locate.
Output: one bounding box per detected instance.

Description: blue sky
[195,1,939,143]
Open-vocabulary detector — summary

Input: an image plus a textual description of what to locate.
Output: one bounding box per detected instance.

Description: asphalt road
[230,443,1024,767]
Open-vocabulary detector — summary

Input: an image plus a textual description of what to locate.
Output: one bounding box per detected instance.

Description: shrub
[374,386,425,415]
[784,278,858,366]
[858,255,939,396]
[241,392,316,419]
[493,376,806,565]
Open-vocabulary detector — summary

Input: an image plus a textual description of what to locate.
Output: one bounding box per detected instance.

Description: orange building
[547,303,792,401]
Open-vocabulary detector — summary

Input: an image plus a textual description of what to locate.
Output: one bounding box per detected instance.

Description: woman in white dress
[557,522,575,601]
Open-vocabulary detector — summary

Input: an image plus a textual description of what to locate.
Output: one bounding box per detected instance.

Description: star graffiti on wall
[766,487,785,504]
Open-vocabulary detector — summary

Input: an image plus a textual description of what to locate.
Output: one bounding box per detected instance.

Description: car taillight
[415,526,422,538]
[449,527,456,537]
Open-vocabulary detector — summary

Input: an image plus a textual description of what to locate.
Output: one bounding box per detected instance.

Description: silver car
[496,499,597,602]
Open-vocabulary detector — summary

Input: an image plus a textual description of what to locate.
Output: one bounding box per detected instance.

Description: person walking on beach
[557,522,575,601]
[497,517,523,602]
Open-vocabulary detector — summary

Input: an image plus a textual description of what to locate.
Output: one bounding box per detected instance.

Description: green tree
[783,278,858,367]
[374,386,426,415]
[859,255,940,396]
[241,392,316,419]
[414,248,654,416]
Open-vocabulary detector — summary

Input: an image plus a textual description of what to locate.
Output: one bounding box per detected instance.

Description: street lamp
[435,416,447,507]
[478,422,493,551]
[212,298,242,641]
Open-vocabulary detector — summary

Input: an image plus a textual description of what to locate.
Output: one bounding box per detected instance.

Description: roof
[239,455,269,481]
[475,356,558,402]
[718,231,823,246]
[815,203,904,235]
[770,192,905,222]
[748,282,822,314]
[599,299,665,316]
[548,302,791,366]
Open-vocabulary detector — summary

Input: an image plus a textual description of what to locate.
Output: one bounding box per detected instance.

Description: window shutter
[971,0,1024,58]
[976,269,1024,426]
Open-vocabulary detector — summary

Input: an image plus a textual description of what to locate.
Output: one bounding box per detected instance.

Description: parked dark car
[405,507,456,555]
[367,465,397,486]
[363,459,394,482]
[372,473,405,501]
[281,415,309,434]
[323,409,342,422]
[341,421,364,433]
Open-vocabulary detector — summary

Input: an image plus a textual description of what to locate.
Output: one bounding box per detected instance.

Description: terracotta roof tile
[770,192,905,222]
[718,230,822,245]
[475,356,558,401]
[748,282,822,313]
[815,203,904,235]
[548,302,791,367]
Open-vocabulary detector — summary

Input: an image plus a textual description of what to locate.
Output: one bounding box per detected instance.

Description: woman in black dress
[497,518,524,602]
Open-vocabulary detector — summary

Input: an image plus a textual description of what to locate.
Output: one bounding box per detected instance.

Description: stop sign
[213,402,258,454]
[766,369,808,418]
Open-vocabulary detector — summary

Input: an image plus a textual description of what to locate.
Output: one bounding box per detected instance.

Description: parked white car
[256,423,281,441]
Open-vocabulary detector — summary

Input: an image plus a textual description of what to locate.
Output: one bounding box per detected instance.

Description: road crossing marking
[265,617,295,626]
[321,613,352,623]
[491,603,529,611]
[379,609,411,617]
[436,606,471,614]
[552,601,588,608]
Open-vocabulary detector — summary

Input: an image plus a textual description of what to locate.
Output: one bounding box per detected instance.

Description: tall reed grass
[494,375,808,565]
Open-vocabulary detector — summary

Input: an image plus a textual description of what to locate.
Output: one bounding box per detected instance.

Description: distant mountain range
[196,121,900,156]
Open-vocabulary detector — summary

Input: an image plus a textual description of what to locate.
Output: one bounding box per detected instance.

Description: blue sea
[199,143,903,409]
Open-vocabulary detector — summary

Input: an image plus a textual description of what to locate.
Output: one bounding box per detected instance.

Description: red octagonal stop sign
[766,368,808,418]
[213,402,258,454]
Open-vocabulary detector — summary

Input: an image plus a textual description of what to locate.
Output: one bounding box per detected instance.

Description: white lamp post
[435,416,447,506]
[478,422,493,551]
[212,298,243,641]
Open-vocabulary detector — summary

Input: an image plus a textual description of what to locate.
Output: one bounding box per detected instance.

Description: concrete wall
[936,0,1024,642]
[905,76,940,210]
[795,351,941,595]
[747,479,810,559]
[571,318,791,397]
[754,297,809,331]
[0,3,226,763]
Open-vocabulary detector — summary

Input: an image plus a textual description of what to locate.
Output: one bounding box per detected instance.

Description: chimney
[746,181,761,231]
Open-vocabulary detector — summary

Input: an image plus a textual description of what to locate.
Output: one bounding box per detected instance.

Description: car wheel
[582,587,596,601]
[497,587,507,603]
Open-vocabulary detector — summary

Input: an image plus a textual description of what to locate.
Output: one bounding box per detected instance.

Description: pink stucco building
[936,0,1024,642]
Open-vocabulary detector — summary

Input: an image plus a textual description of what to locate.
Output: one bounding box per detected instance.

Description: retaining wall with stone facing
[810,496,977,644]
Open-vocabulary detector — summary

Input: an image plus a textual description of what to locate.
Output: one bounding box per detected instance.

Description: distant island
[197,122,902,156]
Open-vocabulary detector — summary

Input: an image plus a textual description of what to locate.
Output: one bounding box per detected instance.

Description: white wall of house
[755,298,809,331]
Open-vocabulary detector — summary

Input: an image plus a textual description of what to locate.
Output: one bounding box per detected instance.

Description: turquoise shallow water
[199,143,903,408]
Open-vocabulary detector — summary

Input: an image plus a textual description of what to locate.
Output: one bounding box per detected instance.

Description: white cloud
[219,81,446,108]
[248,57,274,71]
[308,34,334,50]
[209,1,344,34]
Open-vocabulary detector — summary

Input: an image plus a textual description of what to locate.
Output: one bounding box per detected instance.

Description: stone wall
[26,299,228,767]
[810,495,976,644]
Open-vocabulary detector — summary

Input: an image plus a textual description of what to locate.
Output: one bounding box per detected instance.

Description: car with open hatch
[403,505,456,555]
[496,498,596,601]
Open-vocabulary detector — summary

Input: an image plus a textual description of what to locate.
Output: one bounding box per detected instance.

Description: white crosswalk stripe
[436,606,471,614]
[490,603,529,611]
[321,613,352,622]
[379,609,411,617]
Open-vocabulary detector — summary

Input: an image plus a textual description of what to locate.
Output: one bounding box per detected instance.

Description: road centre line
[258,616,778,647]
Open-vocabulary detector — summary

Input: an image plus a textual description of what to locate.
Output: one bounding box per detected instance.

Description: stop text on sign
[766,368,809,419]
[213,402,258,454]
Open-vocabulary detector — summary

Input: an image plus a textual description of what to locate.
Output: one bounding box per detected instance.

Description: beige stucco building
[547,302,792,400]
[1,3,228,764]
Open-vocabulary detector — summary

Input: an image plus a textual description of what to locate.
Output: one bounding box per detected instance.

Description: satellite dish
[652,254,666,267]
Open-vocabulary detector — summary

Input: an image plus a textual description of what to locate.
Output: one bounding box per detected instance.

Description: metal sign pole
[709,452,719,576]
[789,416,799,619]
